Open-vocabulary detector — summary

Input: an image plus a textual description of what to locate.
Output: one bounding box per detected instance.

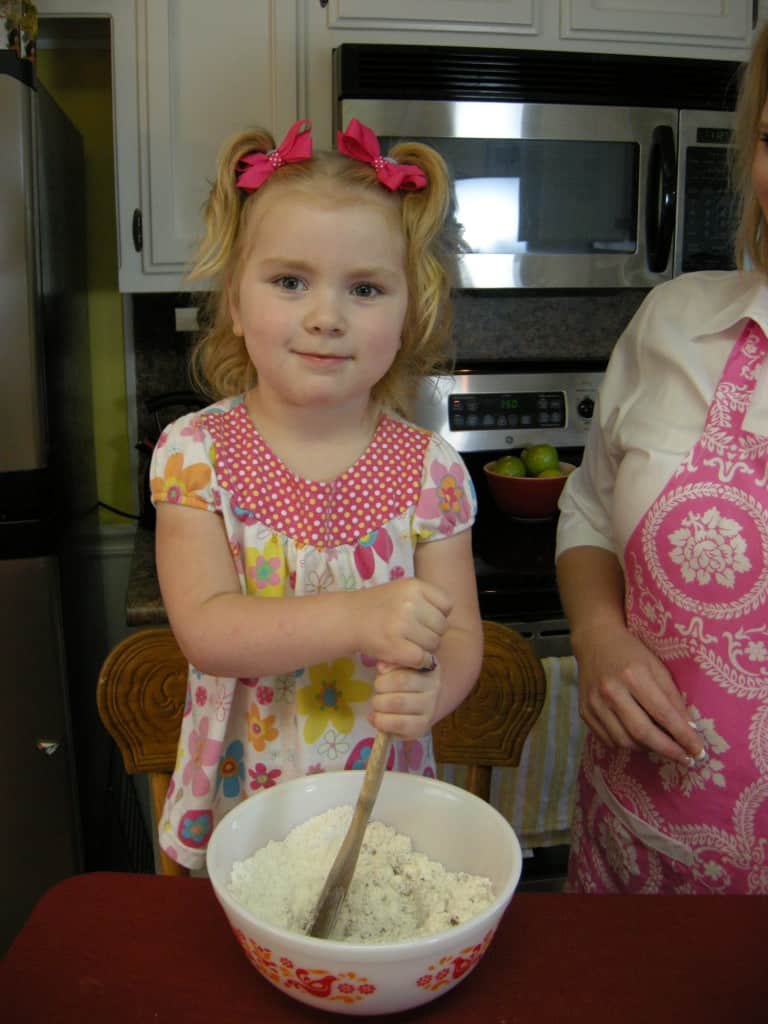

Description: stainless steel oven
[414,361,603,886]
[413,361,605,658]
[335,44,739,289]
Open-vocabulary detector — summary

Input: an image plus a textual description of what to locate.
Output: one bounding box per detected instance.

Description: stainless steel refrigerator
[0,51,98,952]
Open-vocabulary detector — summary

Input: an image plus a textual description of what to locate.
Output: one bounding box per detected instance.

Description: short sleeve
[412,433,477,543]
[149,411,217,513]
[555,288,645,560]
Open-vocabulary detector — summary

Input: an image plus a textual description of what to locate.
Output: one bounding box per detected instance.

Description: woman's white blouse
[556,270,768,567]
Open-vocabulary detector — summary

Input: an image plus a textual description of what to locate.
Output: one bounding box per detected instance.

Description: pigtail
[187,128,276,398]
[378,141,459,412]
[189,128,277,282]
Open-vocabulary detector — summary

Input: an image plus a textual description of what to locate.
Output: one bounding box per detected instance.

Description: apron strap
[702,319,768,435]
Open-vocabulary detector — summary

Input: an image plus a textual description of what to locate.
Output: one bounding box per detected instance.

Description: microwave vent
[336,44,739,111]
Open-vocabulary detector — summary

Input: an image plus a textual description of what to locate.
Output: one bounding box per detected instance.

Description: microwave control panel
[675,110,736,277]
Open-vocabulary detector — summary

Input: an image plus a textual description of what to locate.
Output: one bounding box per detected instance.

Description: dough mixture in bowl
[227,804,495,943]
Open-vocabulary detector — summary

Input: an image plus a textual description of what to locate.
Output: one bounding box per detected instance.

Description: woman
[556,23,768,894]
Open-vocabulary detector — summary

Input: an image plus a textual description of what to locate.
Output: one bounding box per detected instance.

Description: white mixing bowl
[206,770,522,1016]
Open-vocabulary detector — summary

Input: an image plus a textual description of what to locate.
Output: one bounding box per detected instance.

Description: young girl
[150,118,483,869]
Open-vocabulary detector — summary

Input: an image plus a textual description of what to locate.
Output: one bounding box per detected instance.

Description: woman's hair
[732,21,768,272]
[187,126,460,416]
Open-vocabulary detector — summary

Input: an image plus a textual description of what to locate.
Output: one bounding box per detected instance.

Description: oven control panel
[414,368,604,453]
[448,391,565,431]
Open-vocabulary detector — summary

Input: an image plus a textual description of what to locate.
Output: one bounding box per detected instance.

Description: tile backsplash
[450,289,647,361]
[132,288,648,440]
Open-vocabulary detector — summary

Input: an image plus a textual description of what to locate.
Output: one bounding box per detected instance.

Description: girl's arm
[155,502,452,677]
[415,528,483,721]
[370,528,483,738]
[556,545,703,763]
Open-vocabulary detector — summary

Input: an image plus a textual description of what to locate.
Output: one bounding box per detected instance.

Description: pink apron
[567,320,768,894]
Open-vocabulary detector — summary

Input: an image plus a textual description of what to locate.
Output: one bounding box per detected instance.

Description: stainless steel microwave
[334,45,740,290]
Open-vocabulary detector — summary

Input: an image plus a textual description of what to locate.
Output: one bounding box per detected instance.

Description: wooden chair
[97,628,188,876]
[432,620,547,800]
[96,620,546,877]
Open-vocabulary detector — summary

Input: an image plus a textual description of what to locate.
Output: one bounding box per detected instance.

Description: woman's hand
[572,620,705,765]
[369,660,441,740]
[356,578,453,671]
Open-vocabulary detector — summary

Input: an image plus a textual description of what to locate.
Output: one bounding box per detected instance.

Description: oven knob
[577,396,595,419]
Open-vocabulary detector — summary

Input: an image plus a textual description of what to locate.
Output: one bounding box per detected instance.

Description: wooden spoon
[308,730,391,939]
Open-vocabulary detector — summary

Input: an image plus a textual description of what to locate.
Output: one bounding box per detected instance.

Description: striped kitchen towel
[438,655,585,850]
[491,655,585,849]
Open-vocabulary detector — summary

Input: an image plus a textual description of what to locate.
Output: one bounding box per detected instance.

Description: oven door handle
[645,125,677,273]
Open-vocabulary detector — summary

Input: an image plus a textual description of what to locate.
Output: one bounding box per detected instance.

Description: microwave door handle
[645,125,677,273]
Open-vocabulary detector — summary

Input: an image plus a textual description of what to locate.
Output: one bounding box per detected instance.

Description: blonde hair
[187,126,459,416]
[732,21,768,272]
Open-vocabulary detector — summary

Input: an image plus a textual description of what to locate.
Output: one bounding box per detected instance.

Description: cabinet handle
[132,209,144,253]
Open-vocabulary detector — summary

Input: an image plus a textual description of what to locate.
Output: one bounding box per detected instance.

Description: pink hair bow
[236,119,313,192]
[337,119,427,192]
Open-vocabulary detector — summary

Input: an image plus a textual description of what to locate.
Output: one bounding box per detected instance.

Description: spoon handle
[308,731,391,939]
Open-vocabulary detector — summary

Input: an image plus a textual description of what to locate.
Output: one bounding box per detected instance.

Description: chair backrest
[432,620,547,800]
[97,621,546,876]
[97,628,188,876]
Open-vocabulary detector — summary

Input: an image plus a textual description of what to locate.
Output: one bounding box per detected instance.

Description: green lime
[492,455,526,477]
[522,444,560,476]
[537,467,564,478]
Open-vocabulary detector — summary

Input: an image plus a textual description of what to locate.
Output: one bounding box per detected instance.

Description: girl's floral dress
[149,395,476,869]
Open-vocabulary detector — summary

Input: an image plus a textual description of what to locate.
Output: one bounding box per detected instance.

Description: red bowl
[483,461,575,518]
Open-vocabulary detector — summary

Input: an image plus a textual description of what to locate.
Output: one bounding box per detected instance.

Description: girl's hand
[369,660,440,740]
[357,578,453,670]
[573,621,705,765]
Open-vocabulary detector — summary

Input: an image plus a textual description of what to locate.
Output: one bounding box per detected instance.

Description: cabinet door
[136,0,298,287]
[36,0,143,294]
[561,0,753,56]
[322,0,538,35]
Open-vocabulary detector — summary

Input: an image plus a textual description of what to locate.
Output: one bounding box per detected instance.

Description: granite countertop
[126,526,167,626]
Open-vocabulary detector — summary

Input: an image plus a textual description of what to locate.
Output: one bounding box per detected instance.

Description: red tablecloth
[2,872,766,1022]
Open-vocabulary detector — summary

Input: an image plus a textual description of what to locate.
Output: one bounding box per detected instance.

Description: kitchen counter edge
[127,526,167,625]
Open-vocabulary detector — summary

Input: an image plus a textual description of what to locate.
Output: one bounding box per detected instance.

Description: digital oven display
[448,391,565,431]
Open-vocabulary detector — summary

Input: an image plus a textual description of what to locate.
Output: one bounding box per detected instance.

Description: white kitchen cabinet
[561,0,754,55]
[40,0,299,292]
[133,0,299,290]
[320,0,540,36]
[316,0,754,55]
[37,0,142,291]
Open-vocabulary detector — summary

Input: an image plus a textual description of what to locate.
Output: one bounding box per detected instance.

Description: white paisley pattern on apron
[567,321,768,894]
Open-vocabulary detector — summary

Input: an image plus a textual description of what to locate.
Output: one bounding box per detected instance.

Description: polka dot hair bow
[336,118,427,192]
[236,119,313,192]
